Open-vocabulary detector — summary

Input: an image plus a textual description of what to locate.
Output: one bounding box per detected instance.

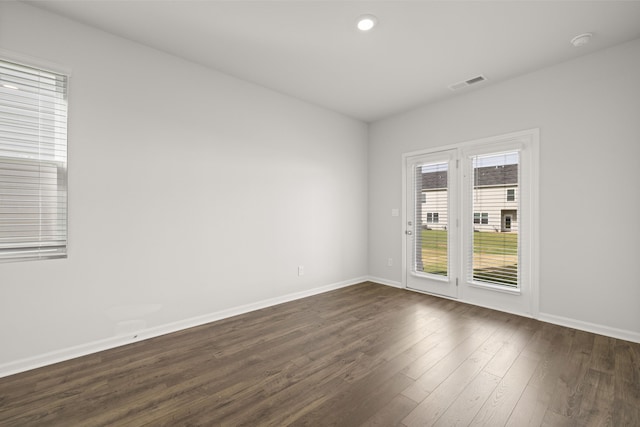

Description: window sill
[467,281,521,295]
[411,271,450,283]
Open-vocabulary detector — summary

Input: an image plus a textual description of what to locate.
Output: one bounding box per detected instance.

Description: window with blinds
[0,59,68,262]
[415,161,448,277]
[469,152,519,287]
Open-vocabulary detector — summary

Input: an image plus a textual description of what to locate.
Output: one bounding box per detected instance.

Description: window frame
[0,53,70,263]
[426,212,439,224]
[473,212,489,225]
[459,130,538,316]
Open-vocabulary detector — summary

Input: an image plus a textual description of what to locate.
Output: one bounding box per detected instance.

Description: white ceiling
[27,1,640,122]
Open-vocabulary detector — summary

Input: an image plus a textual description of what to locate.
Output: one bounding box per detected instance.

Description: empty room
[0,1,639,425]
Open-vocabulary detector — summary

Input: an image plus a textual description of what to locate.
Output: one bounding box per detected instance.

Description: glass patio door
[405,150,458,298]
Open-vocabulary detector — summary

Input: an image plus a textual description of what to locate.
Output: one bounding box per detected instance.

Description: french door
[405,149,458,298]
[403,130,538,316]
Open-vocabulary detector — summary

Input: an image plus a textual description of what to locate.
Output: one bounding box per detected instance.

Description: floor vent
[448,75,487,91]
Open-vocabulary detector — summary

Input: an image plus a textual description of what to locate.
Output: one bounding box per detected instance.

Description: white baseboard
[368,277,640,344]
[367,276,403,288]
[5,277,637,379]
[0,276,367,379]
[538,312,640,344]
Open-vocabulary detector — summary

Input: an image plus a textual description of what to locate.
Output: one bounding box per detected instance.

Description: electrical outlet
[387,258,393,267]
[298,265,304,276]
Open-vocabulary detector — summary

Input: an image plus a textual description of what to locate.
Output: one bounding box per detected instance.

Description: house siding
[420,185,518,232]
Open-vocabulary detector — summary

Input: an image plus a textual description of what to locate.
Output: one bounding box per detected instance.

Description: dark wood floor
[0,282,638,426]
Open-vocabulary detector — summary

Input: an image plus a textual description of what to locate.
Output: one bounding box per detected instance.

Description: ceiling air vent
[448,75,487,91]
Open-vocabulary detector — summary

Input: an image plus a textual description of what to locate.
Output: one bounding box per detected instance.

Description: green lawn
[419,229,518,286]
[420,230,448,276]
[473,231,518,256]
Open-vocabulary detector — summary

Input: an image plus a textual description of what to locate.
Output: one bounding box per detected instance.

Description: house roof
[422,164,517,190]
[474,164,518,187]
[422,170,448,190]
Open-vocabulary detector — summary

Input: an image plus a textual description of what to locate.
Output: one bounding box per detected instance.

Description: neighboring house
[420,164,518,232]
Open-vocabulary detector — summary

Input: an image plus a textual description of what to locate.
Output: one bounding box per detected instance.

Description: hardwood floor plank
[402,349,495,426]
[612,339,640,426]
[291,372,414,426]
[576,368,614,427]
[590,335,616,375]
[401,323,499,403]
[359,394,418,427]
[519,326,553,360]
[545,329,595,419]
[476,313,525,356]
[505,324,573,427]
[289,354,417,426]
[432,370,501,427]
[541,411,574,427]
[470,352,540,426]
[483,323,537,378]
[343,325,438,384]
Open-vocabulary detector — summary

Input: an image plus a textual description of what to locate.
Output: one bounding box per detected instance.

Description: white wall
[369,38,640,338]
[0,2,368,371]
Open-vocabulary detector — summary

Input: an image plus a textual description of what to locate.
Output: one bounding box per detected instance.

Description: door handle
[406,230,412,235]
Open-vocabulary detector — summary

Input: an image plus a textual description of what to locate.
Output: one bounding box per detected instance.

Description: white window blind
[0,59,68,262]
[469,152,519,287]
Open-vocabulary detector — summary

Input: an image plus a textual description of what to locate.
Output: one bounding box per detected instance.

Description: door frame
[404,149,458,298]
[402,129,539,318]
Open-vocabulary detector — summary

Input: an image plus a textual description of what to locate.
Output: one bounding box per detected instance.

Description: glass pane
[472,152,519,287]
[415,161,448,276]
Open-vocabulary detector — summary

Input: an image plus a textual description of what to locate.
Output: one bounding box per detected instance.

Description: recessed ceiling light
[357,14,377,32]
[1,83,19,90]
[570,33,593,47]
